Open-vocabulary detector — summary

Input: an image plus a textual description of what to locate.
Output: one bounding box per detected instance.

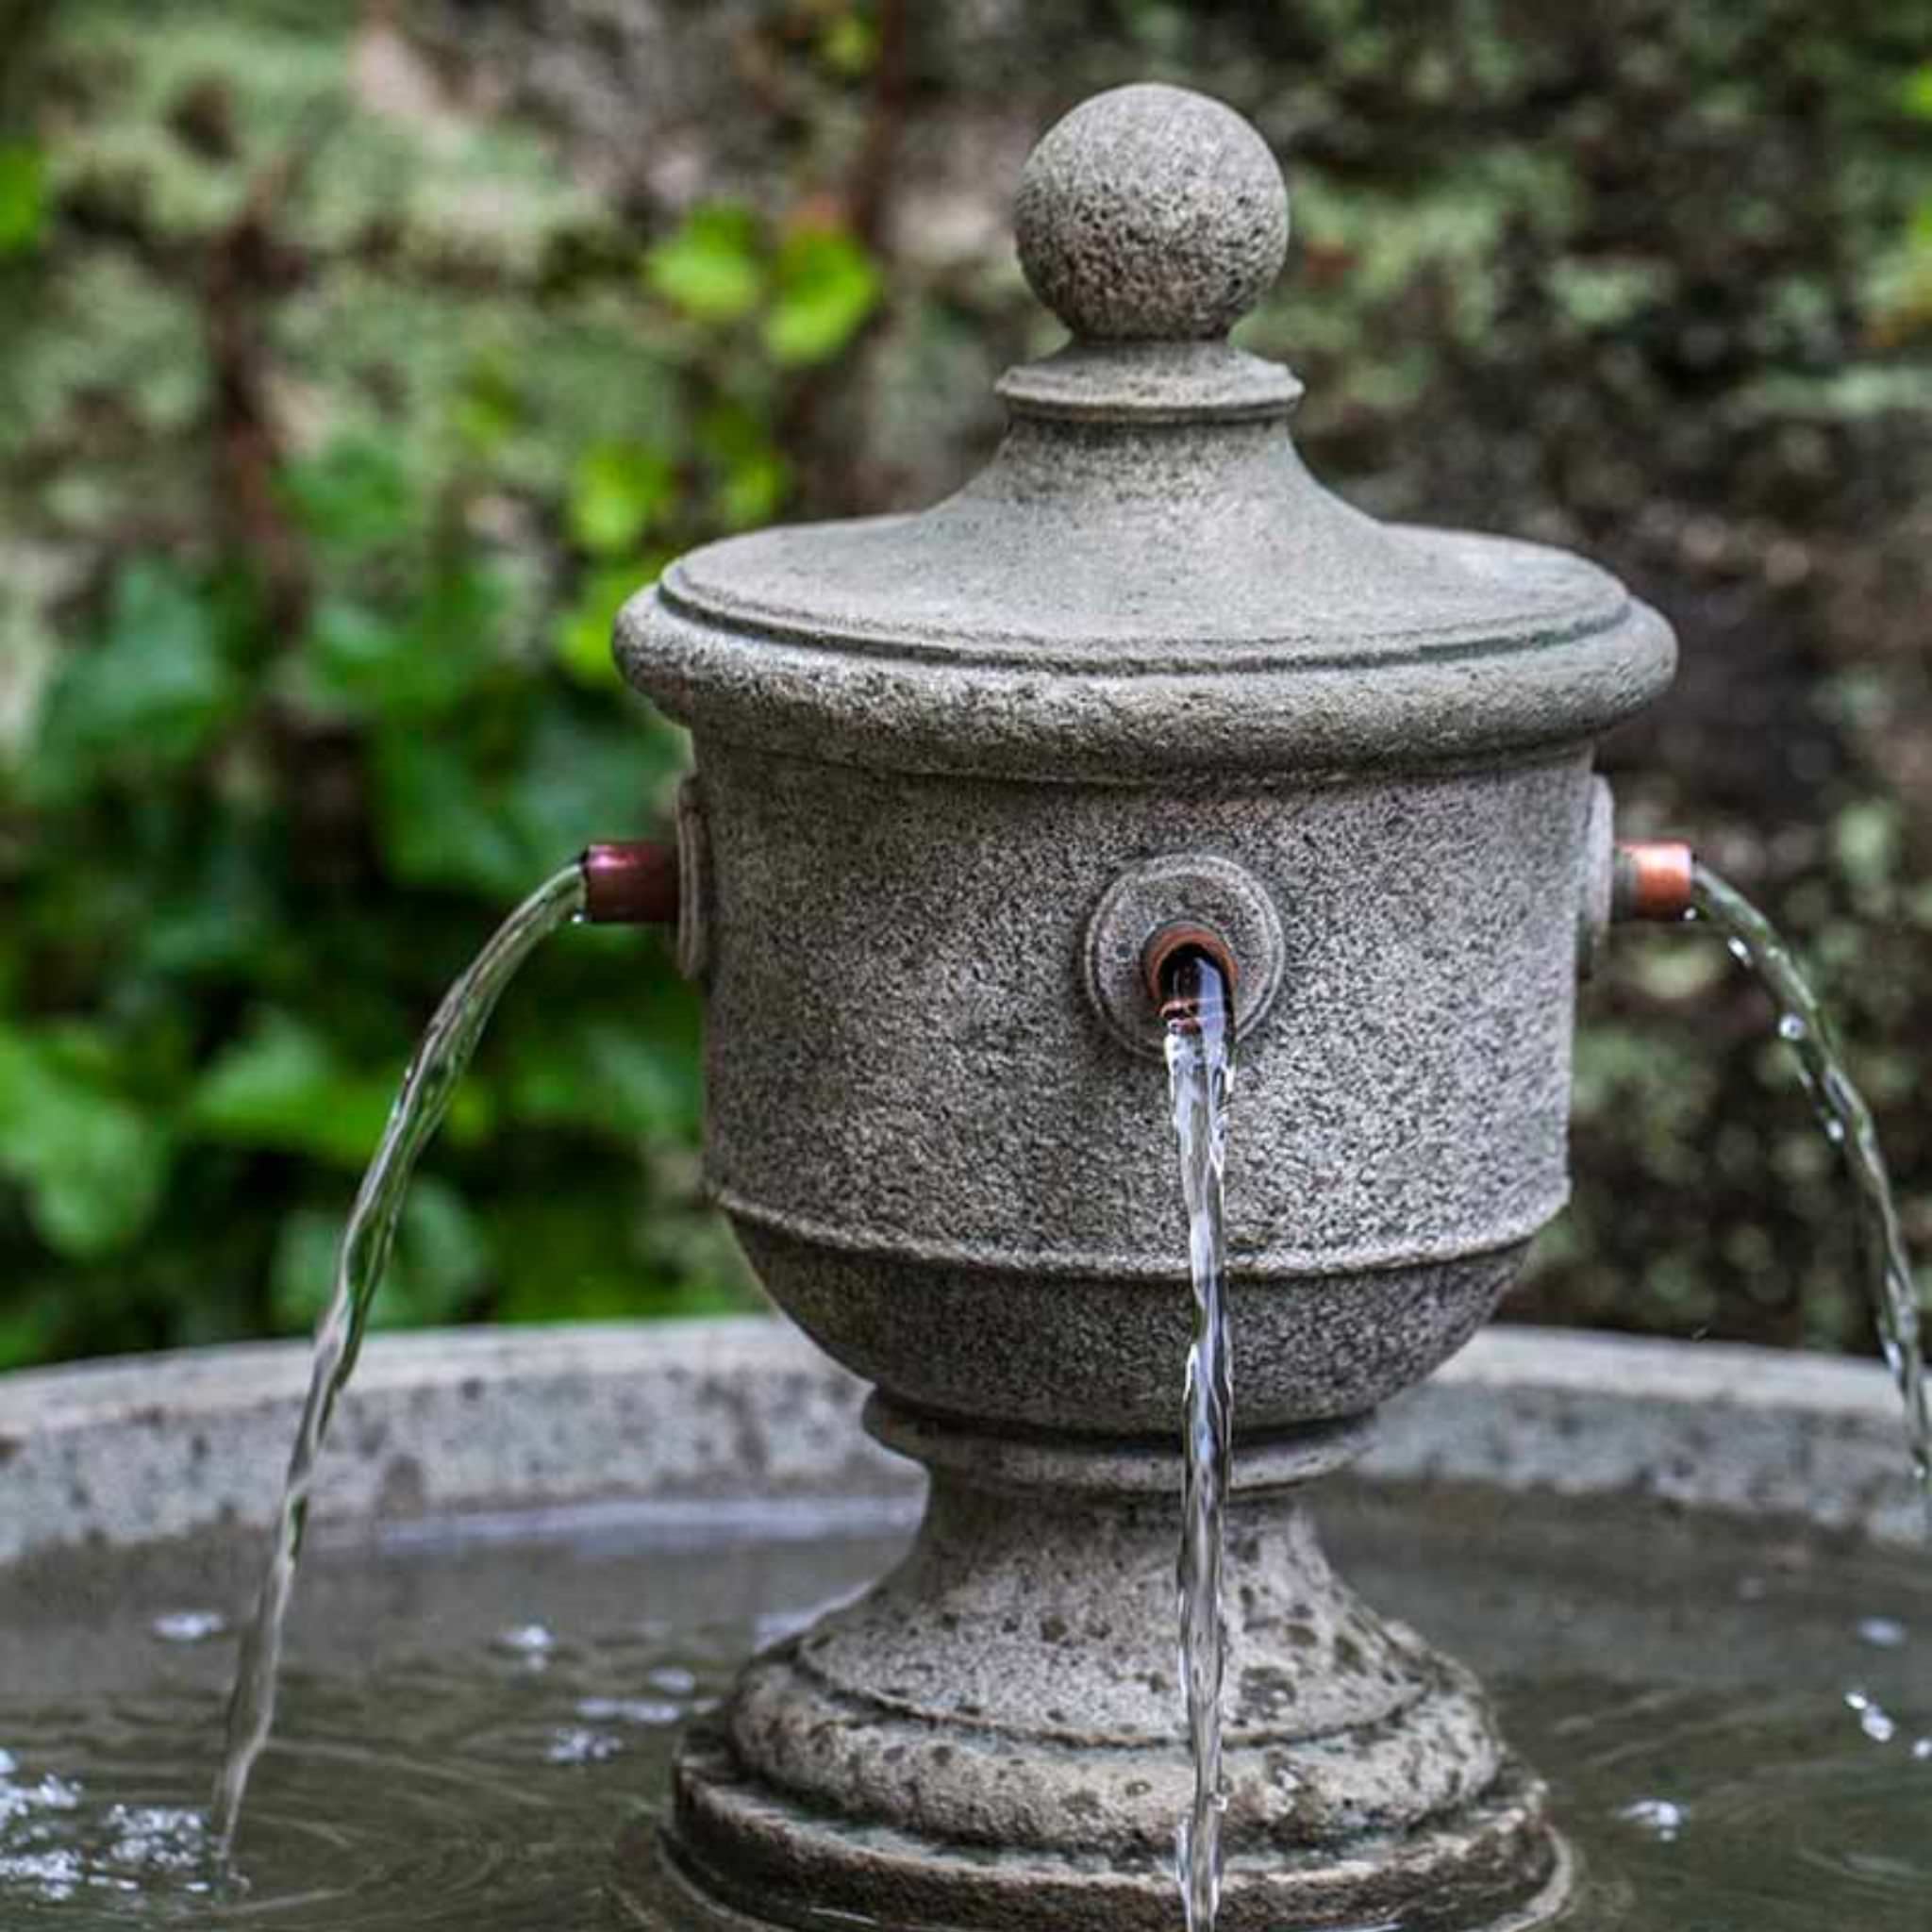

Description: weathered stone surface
[1013,83,1290,342]
[622,437,1674,781]
[611,79,1682,1932]
[618,80,1673,783]
[659,1398,1562,1931]
[4,1321,1910,1561]
[695,746,1591,1277]
[741,1225,1524,1437]
[666,1747,1564,1932]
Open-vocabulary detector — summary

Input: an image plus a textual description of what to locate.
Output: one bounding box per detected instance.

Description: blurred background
[1,0,1928,1371]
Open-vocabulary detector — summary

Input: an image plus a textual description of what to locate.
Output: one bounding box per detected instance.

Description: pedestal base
[646,1400,1573,1932]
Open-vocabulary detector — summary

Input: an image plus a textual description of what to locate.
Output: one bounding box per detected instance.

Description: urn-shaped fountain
[616,83,1675,1932]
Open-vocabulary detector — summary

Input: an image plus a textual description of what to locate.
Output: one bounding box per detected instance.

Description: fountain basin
[0,1317,1924,1932]
[8,1317,1917,1565]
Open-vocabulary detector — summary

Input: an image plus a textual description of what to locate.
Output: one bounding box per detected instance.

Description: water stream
[209,861,588,1857]
[1161,951,1237,1932]
[1690,862,1932,1515]
[117,841,1932,1907]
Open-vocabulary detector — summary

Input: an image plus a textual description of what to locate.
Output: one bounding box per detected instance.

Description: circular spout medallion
[1083,851,1285,1056]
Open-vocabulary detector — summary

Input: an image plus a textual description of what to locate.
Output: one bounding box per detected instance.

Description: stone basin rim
[0,1317,1916,1564]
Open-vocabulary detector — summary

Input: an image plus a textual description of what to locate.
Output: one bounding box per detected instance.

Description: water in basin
[0,1482,1924,1931]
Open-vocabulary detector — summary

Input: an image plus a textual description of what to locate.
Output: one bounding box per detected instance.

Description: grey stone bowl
[2,1315,1912,1568]
[2,1316,1914,1931]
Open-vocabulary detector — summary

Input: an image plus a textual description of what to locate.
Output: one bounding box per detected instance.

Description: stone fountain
[608,81,1676,1932]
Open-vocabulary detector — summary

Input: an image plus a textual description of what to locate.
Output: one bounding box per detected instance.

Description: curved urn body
[700,740,1589,1437]
[617,83,1673,1932]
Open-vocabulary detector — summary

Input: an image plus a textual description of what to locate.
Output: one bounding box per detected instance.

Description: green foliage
[28,562,242,803]
[0,0,912,1366]
[568,443,677,558]
[7,0,1931,1379]
[188,1010,449,1169]
[271,1178,491,1333]
[646,206,766,323]
[0,142,46,258]
[766,224,883,366]
[649,202,881,367]
[817,10,880,80]
[0,1024,170,1259]
[0,396,751,1362]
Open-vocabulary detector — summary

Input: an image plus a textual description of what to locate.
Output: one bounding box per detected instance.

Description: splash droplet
[1847,1689,1898,1741]
[1618,1796,1687,1841]
[493,1623,558,1660]
[1856,1615,1907,1649]
[544,1726,622,1766]
[150,1610,227,1645]
[575,1696,682,1727]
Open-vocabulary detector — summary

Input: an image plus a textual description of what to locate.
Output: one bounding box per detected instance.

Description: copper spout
[1141,921,1240,1026]
[1611,841,1695,923]
[580,841,680,925]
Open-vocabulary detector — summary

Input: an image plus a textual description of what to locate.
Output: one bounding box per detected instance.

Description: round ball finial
[1015,84,1289,342]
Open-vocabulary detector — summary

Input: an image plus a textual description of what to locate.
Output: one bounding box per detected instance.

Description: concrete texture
[608,79,1686,1932]
[0,1320,899,1567]
[0,1321,1908,1924]
[694,744,1581,1434]
[1013,83,1291,341]
[0,1320,1912,1559]
[667,1391,1559,1931]
[621,462,1675,784]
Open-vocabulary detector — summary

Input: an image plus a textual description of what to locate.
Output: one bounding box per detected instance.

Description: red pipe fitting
[580,841,680,925]
[1611,841,1695,923]
[1141,921,1241,1026]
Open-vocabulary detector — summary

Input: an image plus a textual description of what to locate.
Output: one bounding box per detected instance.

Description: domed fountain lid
[618,84,1674,779]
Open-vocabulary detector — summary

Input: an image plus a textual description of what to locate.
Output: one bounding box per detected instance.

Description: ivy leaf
[282,436,420,558]
[644,205,764,322]
[371,730,537,899]
[0,142,45,258]
[0,1027,171,1258]
[136,827,281,982]
[270,1176,490,1333]
[305,560,508,724]
[817,10,878,77]
[764,222,880,366]
[1834,799,1901,895]
[269,1206,346,1331]
[304,597,412,717]
[695,399,791,527]
[568,442,676,557]
[719,451,791,529]
[555,560,661,688]
[190,1010,489,1168]
[189,1011,399,1166]
[503,1015,699,1140]
[454,355,522,457]
[504,701,678,864]
[486,1189,748,1324]
[29,560,240,801]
